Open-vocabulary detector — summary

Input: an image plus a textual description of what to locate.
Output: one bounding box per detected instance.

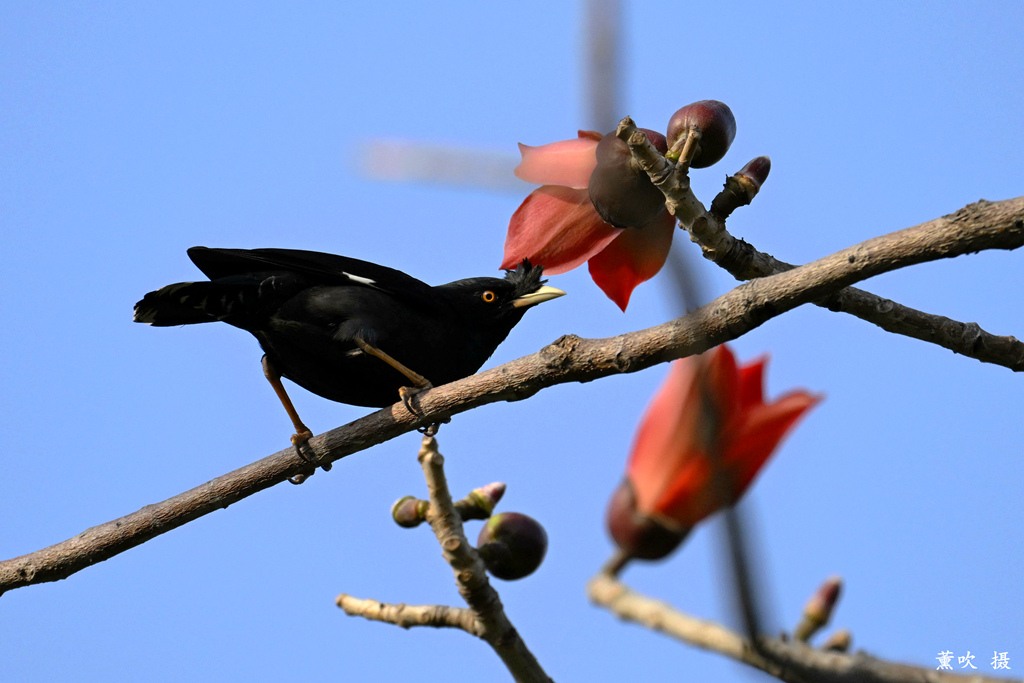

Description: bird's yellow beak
[512,285,566,309]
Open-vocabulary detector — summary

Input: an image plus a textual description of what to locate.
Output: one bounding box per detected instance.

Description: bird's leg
[261,356,328,471]
[353,336,433,414]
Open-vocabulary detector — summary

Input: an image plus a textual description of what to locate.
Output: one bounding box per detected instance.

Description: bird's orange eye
[481,290,496,303]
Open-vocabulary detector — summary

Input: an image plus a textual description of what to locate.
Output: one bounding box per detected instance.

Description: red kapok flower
[501,130,676,311]
[607,345,822,560]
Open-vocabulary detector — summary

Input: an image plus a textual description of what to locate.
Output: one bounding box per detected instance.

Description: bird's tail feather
[133,282,256,326]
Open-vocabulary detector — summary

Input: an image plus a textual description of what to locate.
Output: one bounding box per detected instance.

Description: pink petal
[514,137,599,189]
[586,209,676,310]
[502,185,621,274]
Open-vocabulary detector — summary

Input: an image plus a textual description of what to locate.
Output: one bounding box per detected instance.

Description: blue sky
[2,2,1022,680]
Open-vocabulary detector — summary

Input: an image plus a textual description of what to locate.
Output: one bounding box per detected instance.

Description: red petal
[628,345,820,529]
[502,185,621,274]
[646,346,738,526]
[725,391,822,492]
[704,344,740,417]
[514,137,599,189]
[627,358,702,517]
[586,209,676,310]
[737,357,767,411]
[651,457,717,528]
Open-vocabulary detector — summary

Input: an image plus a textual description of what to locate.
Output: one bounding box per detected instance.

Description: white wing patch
[342,272,376,287]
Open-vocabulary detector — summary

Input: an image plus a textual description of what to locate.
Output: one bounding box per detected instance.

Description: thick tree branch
[2,197,1021,596]
[692,198,1024,371]
[619,117,1024,371]
[588,573,1020,683]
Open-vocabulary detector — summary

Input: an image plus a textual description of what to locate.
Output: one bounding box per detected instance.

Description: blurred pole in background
[583,0,622,134]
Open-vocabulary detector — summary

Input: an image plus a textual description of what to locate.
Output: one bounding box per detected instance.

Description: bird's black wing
[187,247,439,306]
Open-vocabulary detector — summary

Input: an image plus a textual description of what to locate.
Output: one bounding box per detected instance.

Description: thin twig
[334,594,481,634]
[336,438,551,682]
[2,196,1021,595]
[414,436,553,683]
[587,573,1019,683]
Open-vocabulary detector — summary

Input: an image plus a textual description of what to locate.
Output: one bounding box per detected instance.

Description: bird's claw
[291,430,313,448]
[399,383,433,416]
[290,430,332,474]
[417,418,450,436]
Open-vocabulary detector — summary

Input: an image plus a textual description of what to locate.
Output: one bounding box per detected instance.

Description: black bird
[134,247,565,445]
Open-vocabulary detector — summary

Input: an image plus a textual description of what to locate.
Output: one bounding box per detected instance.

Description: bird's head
[439,260,565,326]
[503,259,567,310]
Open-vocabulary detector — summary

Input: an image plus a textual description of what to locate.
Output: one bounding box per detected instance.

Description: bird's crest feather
[503,259,546,298]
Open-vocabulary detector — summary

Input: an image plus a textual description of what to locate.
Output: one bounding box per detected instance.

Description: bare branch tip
[627,129,648,147]
[418,435,440,464]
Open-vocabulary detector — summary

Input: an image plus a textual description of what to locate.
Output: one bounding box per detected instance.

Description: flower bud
[737,155,771,191]
[794,575,843,641]
[709,156,772,218]
[606,478,689,561]
[455,481,506,521]
[666,100,736,168]
[588,129,669,229]
[391,495,427,528]
[476,512,548,580]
